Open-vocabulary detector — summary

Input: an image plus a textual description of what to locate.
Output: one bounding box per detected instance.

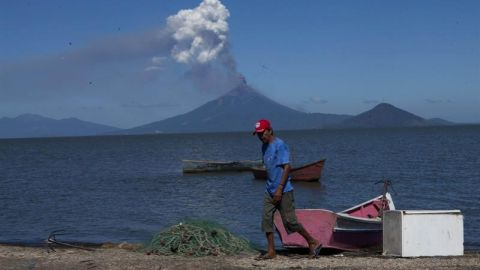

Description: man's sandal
[309,243,322,258]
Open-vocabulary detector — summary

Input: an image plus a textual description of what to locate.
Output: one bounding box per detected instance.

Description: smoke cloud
[166,0,242,92]
[167,0,230,65]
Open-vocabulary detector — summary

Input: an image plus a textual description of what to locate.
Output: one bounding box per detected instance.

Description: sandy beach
[1,244,479,270]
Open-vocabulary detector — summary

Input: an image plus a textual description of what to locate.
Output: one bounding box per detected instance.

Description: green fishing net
[142,220,256,256]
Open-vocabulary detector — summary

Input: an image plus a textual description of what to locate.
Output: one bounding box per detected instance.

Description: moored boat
[251,159,326,182]
[182,159,263,173]
[274,192,395,251]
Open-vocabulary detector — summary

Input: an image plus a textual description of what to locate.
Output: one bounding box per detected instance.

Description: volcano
[120,82,350,134]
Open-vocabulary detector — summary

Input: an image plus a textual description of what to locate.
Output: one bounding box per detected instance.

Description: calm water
[0,126,479,249]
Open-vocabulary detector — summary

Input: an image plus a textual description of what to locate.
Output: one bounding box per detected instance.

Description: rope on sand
[142,220,255,257]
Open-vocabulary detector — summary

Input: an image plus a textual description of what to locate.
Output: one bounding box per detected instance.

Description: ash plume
[166,0,243,92]
[167,0,229,64]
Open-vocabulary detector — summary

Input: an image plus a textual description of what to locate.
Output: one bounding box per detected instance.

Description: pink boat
[274,192,395,251]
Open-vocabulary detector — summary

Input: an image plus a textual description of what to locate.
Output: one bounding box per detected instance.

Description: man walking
[253,119,321,260]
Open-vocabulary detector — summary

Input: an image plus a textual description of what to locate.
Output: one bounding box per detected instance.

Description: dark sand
[1,244,479,270]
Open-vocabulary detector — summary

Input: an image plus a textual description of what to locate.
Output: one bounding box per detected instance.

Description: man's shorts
[261,191,304,234]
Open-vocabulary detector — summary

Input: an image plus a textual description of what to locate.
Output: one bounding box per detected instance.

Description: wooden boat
[274,192,395,251]
[182,159,263,173]
[251,159,326,182]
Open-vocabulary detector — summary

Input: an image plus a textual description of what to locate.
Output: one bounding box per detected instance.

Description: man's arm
[278,164,290,189]
[273,164,290,203]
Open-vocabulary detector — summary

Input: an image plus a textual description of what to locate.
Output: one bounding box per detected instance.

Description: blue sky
[1,0,479,128]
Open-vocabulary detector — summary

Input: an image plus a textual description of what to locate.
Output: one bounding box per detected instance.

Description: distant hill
[335,103,452,128]
[0,114,121,139]
[117,82,351,134]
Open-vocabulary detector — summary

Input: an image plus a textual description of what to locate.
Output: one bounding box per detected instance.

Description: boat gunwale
[335,213,382,223]
[340,193,395,214]
[333,227,383,232]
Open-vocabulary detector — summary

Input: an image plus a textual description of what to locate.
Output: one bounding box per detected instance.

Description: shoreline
[1,244,479,270]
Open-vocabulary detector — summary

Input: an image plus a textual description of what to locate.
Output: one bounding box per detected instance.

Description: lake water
[0,126,479,250]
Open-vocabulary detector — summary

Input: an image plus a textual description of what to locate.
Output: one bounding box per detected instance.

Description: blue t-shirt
[262,137,294,196]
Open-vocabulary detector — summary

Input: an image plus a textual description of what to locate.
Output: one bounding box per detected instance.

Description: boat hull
[182,160,262,173]
[252,159,326,182]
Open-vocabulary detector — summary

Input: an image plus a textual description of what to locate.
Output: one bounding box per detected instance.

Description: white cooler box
[383,210,463,257]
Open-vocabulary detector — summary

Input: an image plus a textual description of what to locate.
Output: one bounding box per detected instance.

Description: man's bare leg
[255,232,276,260]
[265,232,276,258]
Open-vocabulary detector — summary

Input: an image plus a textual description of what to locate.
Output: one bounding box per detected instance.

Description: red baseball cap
[253,119,271,135]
